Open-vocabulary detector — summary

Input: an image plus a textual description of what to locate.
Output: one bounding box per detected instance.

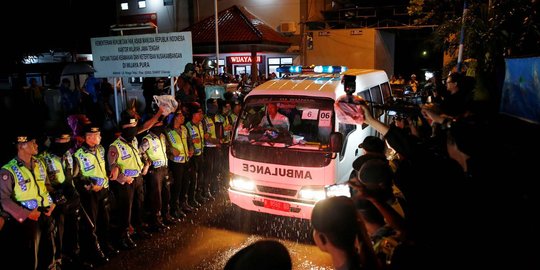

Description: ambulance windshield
[234,96,334,150]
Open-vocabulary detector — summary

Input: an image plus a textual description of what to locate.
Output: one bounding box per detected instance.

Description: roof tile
[185,5,290,46]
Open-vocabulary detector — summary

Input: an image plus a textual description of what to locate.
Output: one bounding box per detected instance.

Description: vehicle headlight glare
[325,183,351,198]
[299,187,326,202]
[230,177,255,191]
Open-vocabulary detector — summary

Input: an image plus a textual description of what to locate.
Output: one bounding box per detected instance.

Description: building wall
[306,28,394,76]
[115,0,191,33]
[375,30,395,76]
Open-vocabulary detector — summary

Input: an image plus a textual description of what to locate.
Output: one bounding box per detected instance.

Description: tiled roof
[184,5,290,46]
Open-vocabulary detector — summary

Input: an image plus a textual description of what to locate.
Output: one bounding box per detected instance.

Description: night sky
[2,0,116,69]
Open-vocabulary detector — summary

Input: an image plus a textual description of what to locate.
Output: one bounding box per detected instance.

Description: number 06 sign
[319,110,332,127]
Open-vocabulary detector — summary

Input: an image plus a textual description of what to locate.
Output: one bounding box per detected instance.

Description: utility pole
[300,0,308,66]
[457,0,468,73]
[214,0,220,75]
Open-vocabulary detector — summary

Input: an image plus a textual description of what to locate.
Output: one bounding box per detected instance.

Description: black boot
[102,242,119,258]
[181,202,195,213]
[163,214,180,225]
[92,247,109,266]
[171,209,187,219]
[118,233,137,250]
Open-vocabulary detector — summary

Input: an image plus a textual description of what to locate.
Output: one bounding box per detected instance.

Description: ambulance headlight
[299,186,326,202]
[325,183,351,198]
[230,176,256,192]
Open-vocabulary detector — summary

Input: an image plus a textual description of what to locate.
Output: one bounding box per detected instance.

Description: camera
[372,98,421,118]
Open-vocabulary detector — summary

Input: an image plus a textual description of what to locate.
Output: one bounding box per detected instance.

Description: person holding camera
[0,130,56,269]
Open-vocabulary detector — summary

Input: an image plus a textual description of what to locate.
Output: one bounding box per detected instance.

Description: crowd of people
[0,66,537,270]
[226,71,537,270]
[0,62,246,269]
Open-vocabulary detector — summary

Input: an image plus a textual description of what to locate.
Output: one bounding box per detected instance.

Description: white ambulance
[228,66,393,219]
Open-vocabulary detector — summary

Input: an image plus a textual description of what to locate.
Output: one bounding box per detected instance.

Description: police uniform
[140,120,175,229]
[220,107,236,189]
[39,132,87,267]
[185,105,205,206]
[73,125,114,264]
[108,117,144,249]
[166,111,195,218]
[201,100,224,199]
[0,133,56,270]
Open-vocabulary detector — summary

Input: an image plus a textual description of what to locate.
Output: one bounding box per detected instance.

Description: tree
[408,0,540,103]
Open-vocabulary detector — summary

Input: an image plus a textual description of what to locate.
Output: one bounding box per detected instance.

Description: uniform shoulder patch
[0,171,10,181]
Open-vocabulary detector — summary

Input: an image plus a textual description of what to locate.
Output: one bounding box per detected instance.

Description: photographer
[359,104,471,269]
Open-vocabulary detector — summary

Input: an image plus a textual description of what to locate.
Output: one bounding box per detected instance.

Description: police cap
[82,124,101,134]
[120,117,138,127]
[12,133,36,145]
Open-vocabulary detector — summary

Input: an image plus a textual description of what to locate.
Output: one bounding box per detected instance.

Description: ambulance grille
[257,186,297,196]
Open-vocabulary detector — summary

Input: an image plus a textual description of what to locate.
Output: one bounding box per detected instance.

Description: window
[121,2,129,10]
[370,86,382,104]
[338,123,356,159]
[268,58,280,65]
[267,57,293,78]
[381,82,392,103]
[370,85,384,118]
[356,90,372,128]
[138,1,146,8]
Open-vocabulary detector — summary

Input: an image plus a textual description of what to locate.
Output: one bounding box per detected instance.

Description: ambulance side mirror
[330,132,343,153]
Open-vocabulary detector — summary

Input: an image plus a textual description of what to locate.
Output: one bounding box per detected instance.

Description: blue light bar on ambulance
[276,65,347,74]
[276,65,302,73]
[314,65,347,73]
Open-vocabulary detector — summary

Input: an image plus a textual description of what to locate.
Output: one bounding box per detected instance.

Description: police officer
[73,125,115,265]
[220,100,236,188]
[202,99,224,200]
[166,109,195,219]
[0,131,56,269]
[140,115,175,230]
[108,117,147,250]
[39,131,91,268]
[185,104,205,207]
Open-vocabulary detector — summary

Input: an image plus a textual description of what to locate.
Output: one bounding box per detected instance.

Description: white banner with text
[91,32,193,78]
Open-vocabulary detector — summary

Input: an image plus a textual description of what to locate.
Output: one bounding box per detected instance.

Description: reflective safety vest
[186,121,204,156]
[203,114,224,147]
[166,126,190,163]
[230,113,238,125]
[221,114,233,144]
[75,145,109,188]
[39,151,73,186]
[3,158,52,209]
[110,138,144,177]
[143,132,168,168]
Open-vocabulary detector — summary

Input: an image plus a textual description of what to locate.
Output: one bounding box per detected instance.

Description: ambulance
[228,65,393,219]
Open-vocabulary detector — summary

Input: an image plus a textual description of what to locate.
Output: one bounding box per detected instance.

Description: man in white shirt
[259,103,290,131]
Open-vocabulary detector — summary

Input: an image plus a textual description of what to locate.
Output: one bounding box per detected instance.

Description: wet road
[98,189,333,270]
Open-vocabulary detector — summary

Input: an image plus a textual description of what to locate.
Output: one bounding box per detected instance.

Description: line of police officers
[0,99,242,269]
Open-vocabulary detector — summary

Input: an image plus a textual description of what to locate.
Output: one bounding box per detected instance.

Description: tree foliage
[408,0,540,74]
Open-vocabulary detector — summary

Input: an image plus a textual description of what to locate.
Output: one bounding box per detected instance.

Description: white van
[228,66,393,219]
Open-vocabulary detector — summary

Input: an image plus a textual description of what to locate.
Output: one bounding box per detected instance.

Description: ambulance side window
[357,90,372,129]
[338,123,356,159]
